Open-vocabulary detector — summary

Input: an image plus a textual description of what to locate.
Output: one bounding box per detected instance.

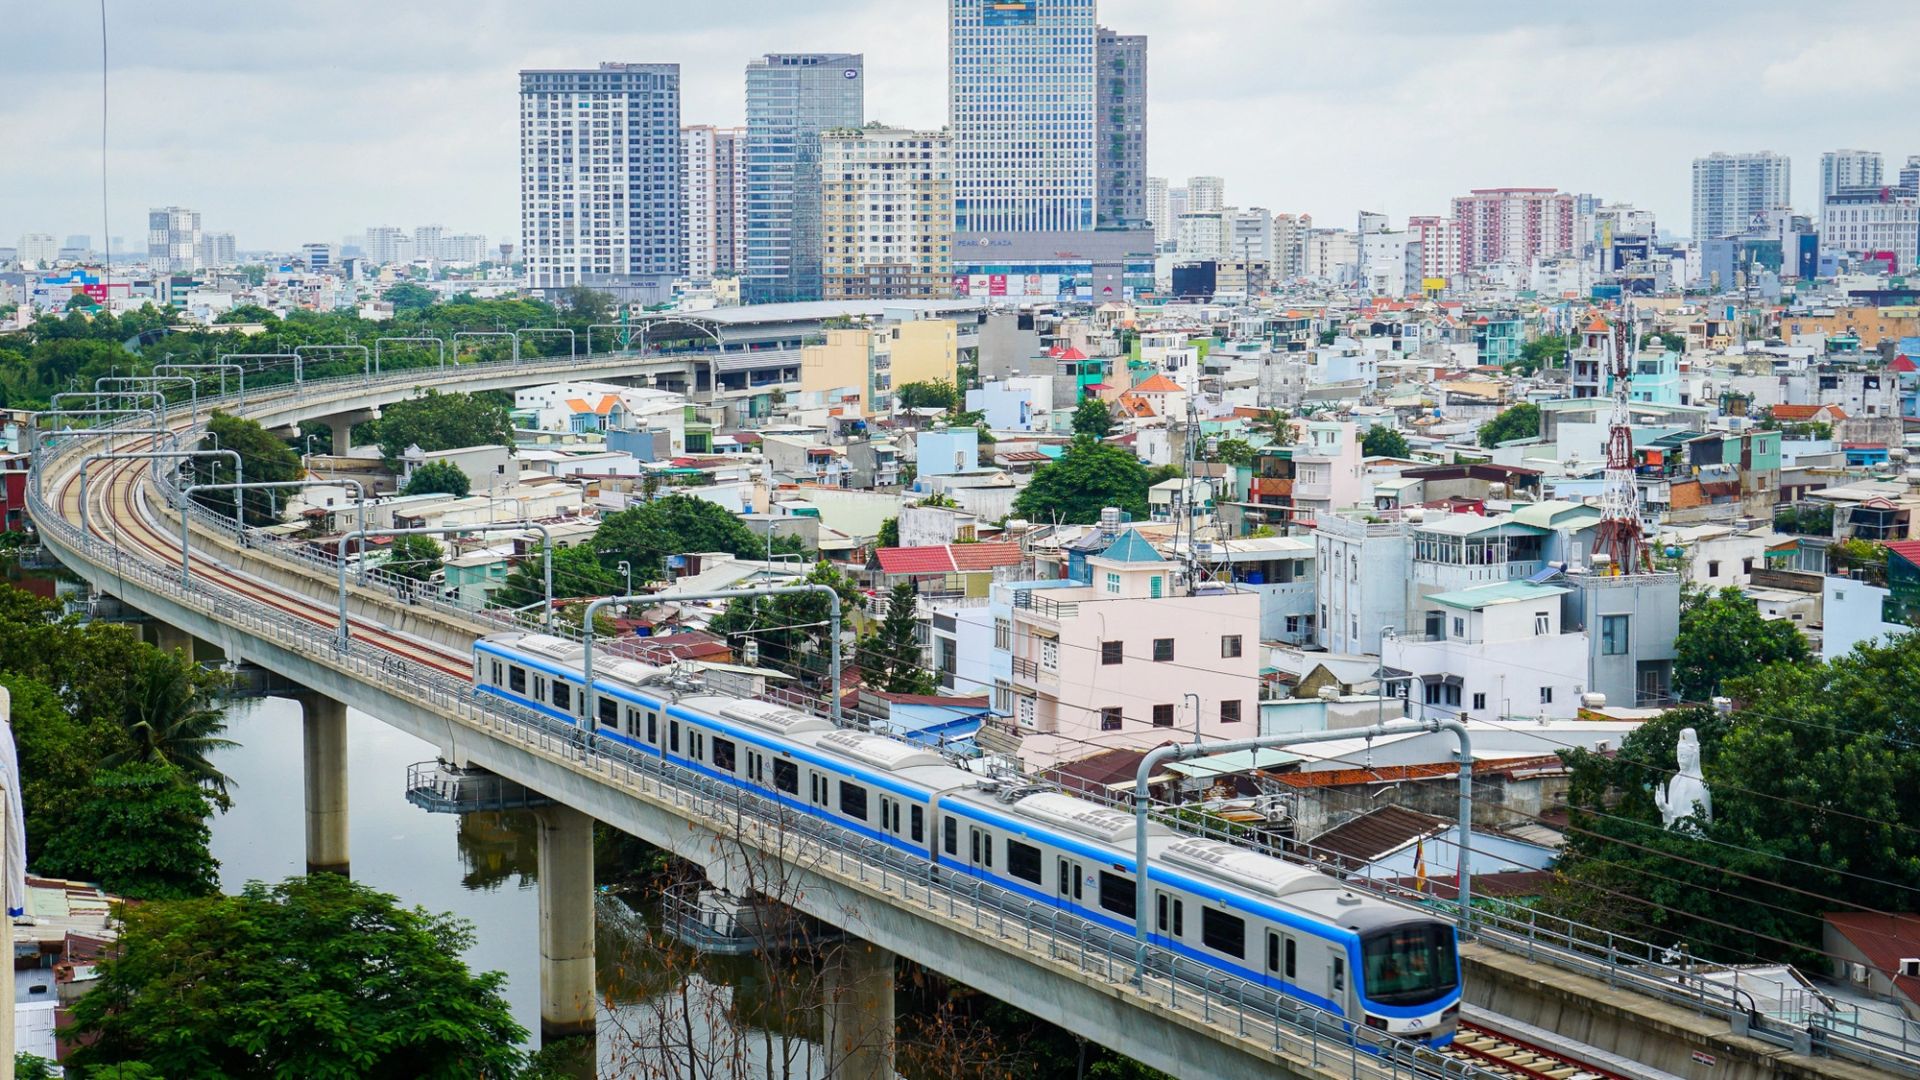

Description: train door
[967,825,995,877]
[1055,856,1084,911]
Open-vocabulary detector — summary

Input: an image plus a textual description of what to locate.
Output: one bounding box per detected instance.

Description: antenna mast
[1593,304,1648,574]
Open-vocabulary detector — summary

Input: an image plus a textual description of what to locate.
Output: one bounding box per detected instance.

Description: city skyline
[7,0,1919,249]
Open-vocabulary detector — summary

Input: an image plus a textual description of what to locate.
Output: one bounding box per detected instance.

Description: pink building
[993,529,1261,772]
[1407,215,1460,284]
[1448,188,1576,272]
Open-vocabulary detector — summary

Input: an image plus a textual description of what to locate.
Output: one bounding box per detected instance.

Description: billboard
[983,0,1036,26]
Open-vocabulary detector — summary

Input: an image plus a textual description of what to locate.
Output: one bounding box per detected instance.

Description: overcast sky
[6,0,1916,252]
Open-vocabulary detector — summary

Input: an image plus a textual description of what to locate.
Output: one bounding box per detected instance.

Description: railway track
[51,430,474,680]
[1437,1022,1616,1080]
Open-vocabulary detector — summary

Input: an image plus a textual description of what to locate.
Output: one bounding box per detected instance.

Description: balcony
[1011,590,1080,621]
[1010,655,1059,688]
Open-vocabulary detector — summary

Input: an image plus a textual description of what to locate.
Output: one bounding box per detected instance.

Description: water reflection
[207,697,834,1075]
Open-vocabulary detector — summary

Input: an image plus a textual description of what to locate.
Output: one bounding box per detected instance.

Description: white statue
[1655,727,1712,830]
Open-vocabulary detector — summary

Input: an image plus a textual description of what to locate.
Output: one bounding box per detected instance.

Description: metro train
[473,631,1461,1044]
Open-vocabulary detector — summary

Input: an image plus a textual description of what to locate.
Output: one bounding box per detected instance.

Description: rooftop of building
[1426,580,1571,610]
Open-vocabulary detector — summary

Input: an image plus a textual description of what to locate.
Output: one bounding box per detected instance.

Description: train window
[943,816,958,856]
[690,732,704,760]
[1286,937,1297,979]
[1201,909,1245,959]
[552,681,570,712]
[624,707,640,735]
[508,666,526,693]
[1332,955,1345,993]
[646,713,658,744]
[910,806,924,844]
[711,737,736,772]
[1098,872,1135,918]
[773,759,798,795]
[669,721,681,753]
[491,661,502,684]
[1007,840,1042,884]
[599,698,618,726]
[839,781,868,821]
[1267,932,1280,974]
[533,676,547,701]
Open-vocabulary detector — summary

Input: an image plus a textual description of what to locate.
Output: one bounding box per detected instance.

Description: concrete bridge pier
[151,619,195,659]
[535,803,597,1042]
[292,692,351,876]
[823,940,895,1080]
[314,409,379,456]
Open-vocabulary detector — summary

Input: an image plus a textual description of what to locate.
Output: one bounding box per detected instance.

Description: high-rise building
[1145,177,1170,251]
[197,232,237,268]
[821,125,953,300]
[1187,176,1225,214]
[682,125,747,283]
[1176,210,1228,261]
[1899,156,1920,197]
[147,206,202,273]
[1225,207,1273,264]
[743,54,864,305]
[1691,151,1790,241]
[519,63,684,302]
[1094,27,1146,230]
[1820,149,1883,205]
[1272,213,1308,279]
[17,234,56,268]
[413,225,447,262]
[1820,187,1919,272]
[950,0,1098,234]
[1406,215,1459,283]
[62,235,90,256]
[1449,188,1576,272]
[301,242,337,272]
[443,235,489,264]
[364,226,410,265]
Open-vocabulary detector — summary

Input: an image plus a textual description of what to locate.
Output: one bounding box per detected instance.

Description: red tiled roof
[1129,373,1183,393]
[1892,354,1916,372]
[1771,404,1848,421]
[1056,346,1089,361]
[874,542,1023,576]
[1886,540,1920,568]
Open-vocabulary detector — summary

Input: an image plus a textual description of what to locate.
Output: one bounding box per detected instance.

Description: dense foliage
[1672,587,1810,702]
[1551,637,1920,964]
[402,459,472,497]
[859,582,936,695]
[708,560,863,682]
[190,412,304,526]
[65,875,529,1078]
[1071,396,1114,439]
[594,494,765,580]
[896,379,958,411]
[375,389,514,464]
[385,534,445,583]
[1360,426,1410,458]
[1509,333,1569,376]
[1011,436,1151,524]
[1477,402,1540,447]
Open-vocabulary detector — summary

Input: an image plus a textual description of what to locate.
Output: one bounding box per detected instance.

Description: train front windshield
[1360,923,1458,1006]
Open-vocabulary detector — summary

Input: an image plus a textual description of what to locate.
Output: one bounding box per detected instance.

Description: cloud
[4,0,1915,250]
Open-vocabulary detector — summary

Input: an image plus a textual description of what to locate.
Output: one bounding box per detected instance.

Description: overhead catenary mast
[1592,304,1649,574]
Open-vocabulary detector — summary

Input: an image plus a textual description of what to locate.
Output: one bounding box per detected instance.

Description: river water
[207,697,837,1077]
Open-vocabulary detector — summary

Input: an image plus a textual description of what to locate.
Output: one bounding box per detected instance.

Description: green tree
[1210,437,1254,466]
[1361,426,1411,458]
[559,284,614,325]
[859,581,936,694]
[1477,402,1541,447]
[1011,436,1151,524]
[34,764,220,901]
[1317,328,1338,345]
[65,875,529,1079]
[380,281,438,313]
[14,1054,56,1080]
[1673,587,1811,702]
[384,534,445,583]
[1829,538,1885,585]
[192,411,304,526]
[1510,333,1570,376]
[708,560,862,682]
[896,379,958,411]
[1071,396,1114,439]
[402,459,471,497]
[376,389,515,464]
[876,516,900,549]
[594,494,763,579]
[493,543,621,611]
[104,648,236,800]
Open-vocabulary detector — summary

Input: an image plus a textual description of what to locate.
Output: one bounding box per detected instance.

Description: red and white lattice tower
[1592,305,1648,573]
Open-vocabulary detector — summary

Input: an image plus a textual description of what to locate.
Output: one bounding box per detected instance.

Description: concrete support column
[330,420,352,457]
[295,693,350,876]
[535,804,596,1042]
[823,941,895,1080]
[152,620,193,660]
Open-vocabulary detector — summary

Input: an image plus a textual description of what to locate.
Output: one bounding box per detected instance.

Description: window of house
[993,681,1012,713]
[994,618,1010,650]
[1105,572,1121,594]
[1534,611,1550,636]
[1153,638,1174,662]
[1221,635,1242,658]
[1101,640,1124,665]
[1285,615,1301,635]
[1742,557,1754,575]
[1472,692,1486,711]
[1100,706,1122,731]
[1540,687,1554,705]
[1152,704,1174,727]
[1707,559,1720,578]
[1041,637,1059,670]
[1017,695,1036,727]
[1220,700,1242,724]
[1150,575,1163,598]
[1452,617,1465,637]
[1602,614,1630,655]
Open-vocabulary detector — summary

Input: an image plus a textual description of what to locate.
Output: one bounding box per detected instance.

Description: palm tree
[105,649,237,800]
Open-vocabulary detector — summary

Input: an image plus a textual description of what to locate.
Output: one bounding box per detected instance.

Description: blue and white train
[474,632,1461,1044]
